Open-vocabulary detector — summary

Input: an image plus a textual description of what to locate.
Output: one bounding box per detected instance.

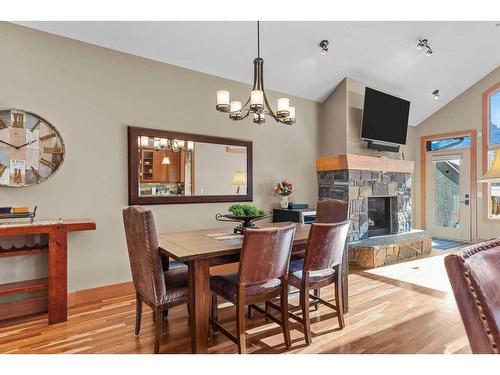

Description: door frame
[420,130,477,241]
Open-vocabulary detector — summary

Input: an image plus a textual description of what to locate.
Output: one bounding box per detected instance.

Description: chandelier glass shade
[215,21,296,125]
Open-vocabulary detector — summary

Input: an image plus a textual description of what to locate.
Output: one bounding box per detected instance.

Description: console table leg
[48,226,68,324]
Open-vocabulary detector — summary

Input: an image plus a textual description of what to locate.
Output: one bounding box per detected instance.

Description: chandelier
[139,136,186,152]
[215,21,296,125]
[154,138,184,152]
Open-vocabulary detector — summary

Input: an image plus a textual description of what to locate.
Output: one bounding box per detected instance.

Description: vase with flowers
[274,178,293,208]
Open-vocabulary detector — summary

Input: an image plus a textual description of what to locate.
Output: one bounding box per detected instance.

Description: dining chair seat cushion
[167,261,187,271]
[160,252,187,271]
[288,259,335,289]
[210,272,281,303]
[162,268,189,305]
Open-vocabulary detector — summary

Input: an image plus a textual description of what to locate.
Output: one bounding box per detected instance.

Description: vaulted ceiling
[15,21,500,126]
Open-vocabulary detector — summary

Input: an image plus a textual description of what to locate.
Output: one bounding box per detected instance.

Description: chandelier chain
[257,21,260,58]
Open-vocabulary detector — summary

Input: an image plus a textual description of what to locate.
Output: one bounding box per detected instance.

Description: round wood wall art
[0,108,65,187]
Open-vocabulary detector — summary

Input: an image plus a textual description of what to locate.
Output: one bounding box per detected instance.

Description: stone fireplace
[317,154,413,242]
[316,154,431,268]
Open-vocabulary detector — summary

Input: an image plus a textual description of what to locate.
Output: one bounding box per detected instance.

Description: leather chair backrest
[445,239,500,354]
[303,220,350,274]
[316,199,349,224]
[122,206,166,305]
[238,224,296,285]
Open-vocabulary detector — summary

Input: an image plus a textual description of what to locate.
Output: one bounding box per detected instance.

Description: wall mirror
[128,126,253,205]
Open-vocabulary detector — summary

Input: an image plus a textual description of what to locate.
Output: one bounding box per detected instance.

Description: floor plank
[0,250,470,354]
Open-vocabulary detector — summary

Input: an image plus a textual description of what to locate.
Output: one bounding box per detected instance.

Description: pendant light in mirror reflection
[215,21,296,125]
[232,171,247,194]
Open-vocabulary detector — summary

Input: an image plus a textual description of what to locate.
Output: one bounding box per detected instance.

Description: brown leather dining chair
[122,206,189,354]
[308,198,349,307]
[268,220,350,344]
[316,199,349,224]
[209,224,296,354]
[445,239,500,353]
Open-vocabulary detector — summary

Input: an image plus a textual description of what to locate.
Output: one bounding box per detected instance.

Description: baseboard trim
[1,262,240,320]
[68,281,135,307]
[0,296,48,321]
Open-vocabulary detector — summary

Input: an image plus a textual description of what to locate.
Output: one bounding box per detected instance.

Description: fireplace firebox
[368,197,391,237]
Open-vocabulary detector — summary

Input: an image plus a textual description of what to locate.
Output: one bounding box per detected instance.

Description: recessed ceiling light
[319,40,329,56]
[432,90,440,99]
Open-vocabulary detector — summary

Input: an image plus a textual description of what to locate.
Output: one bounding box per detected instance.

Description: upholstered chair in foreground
[445,240,500,354]
[122,206,189,354]
[210,224,296,354]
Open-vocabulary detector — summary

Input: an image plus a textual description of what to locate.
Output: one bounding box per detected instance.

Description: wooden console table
[0,219,96,324]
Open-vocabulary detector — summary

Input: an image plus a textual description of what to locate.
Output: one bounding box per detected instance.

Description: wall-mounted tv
[361,87,410,146]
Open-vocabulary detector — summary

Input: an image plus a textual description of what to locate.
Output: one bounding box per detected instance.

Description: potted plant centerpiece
[215,204,270,234]
[274,178,293,209]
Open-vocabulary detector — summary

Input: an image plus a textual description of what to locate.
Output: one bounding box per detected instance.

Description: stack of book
[0,206,36,224]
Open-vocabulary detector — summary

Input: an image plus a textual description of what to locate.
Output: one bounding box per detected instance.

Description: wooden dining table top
[159,222,311,263]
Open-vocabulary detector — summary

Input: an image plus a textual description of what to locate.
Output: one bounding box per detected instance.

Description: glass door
[426,150,471,241]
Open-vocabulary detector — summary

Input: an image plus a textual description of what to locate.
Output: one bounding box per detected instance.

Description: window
[426,136,471,151]
[488,91,500,146]
[485,87,500,219]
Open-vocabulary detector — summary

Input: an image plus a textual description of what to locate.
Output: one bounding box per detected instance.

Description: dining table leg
[188,258,210,354]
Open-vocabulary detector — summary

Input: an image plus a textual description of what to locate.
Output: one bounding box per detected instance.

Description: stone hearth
[348,230,432,268]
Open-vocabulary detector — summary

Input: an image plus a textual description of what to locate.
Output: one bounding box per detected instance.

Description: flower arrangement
[274,178,293,197]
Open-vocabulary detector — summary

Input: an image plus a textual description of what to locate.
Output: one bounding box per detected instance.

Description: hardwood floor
[0,250,470,354]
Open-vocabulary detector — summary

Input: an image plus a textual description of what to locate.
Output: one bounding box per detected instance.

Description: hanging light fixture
[215,21,296,125]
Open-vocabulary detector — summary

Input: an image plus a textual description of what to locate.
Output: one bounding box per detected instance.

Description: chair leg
[163,309,169,320]
[335,270,345,329]
[280,283,292,348]
[134,293,142,336]
[301,286,312,345]
[313,289,321,311]
[265,300,270,322]
[153,307,163,354]
[211,293,218,334]
[236,291,246,354]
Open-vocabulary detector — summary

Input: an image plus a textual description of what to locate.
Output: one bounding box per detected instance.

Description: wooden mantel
[316,154,414,174]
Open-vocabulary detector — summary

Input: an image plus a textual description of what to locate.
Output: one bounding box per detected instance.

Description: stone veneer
[317,169,412,243]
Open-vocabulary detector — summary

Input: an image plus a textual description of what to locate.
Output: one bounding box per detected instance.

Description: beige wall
[319,79,347,156]
[0,22,320,291]
[413,65,500,240]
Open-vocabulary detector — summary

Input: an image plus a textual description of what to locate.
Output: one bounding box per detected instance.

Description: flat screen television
[361,87,410,145]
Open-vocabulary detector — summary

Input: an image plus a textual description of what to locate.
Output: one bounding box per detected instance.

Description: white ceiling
[14,21,500,126]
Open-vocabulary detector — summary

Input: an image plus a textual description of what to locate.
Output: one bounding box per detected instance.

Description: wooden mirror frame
[128,126,253,205]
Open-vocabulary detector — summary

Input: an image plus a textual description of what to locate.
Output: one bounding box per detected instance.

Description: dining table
[158,221,348,354]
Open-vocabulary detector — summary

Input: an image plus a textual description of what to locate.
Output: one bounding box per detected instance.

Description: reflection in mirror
[137,136,248,197]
